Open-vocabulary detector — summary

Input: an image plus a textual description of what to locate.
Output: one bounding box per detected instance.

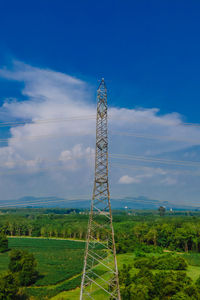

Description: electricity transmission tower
[80,79,121,300]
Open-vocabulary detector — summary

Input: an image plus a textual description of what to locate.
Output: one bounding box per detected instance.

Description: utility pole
[80,79,121,299]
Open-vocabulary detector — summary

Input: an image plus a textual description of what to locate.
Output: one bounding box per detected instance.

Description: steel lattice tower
[80,79,121,300]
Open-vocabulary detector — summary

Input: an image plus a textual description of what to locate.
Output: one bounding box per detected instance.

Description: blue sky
[0,1,200,205]
[1,1,200,120]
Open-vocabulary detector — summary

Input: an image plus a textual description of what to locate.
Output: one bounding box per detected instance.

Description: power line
[0,195,91,208]
[0,126,200,145]
[0,160,198,176]
[0,114,200,128]
[111,131,200,144]
[111,162,200,177]
[0,193,199,208]
[0,152,200,173]
[0,115,96,127]
[0,130,199,146]
[0,132,94,144]
[1,130,200,144]
[110,153,200,167]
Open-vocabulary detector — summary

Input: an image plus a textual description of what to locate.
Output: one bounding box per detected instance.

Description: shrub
[134,254,187,270]
[134,244,163,254]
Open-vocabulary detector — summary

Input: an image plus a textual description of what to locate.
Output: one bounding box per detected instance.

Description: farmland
[52,252,200,299]
[2,210,200,298]
[0,237,85,299]
[1,237,200,299]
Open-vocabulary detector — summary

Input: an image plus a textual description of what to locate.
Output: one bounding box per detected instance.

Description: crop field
[0,237,86,299]
[2,236,200,299]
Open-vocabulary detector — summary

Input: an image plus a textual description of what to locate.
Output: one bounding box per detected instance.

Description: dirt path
[163,249,184,255]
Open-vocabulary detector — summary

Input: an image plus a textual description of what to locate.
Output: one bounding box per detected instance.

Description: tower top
[98,77,107,92]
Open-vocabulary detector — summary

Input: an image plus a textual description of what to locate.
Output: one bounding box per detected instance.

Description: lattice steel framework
[80,79,121,300]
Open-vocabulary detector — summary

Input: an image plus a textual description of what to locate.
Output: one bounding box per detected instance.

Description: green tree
[9,249,39,286]
[158,206,166,216]
[153,271,191,299]
[119,263,196,300]
[171,292,191,300]
[0,272,19,300]
[144,228,158,246]
[129,283,149,300]
[0,233,8,253]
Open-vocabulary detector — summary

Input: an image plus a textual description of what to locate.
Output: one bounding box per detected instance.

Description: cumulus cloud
[0,61,200,203]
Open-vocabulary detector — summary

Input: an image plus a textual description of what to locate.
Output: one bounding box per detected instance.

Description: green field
[52,252,200,300]
[1,237,200,299]
[0,237,86,299]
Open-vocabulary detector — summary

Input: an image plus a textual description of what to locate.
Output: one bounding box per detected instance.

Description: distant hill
[1,195,199,210]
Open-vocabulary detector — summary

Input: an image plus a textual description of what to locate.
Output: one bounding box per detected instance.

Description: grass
[55,252,200,300]
[182,253,200,281]
[187,265,200,282]
[182,252,200,267]
[51,288,80,300]
[54,253,136,300]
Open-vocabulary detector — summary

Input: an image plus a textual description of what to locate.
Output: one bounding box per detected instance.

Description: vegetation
[0,273,19,300]
[0,237,86,299]
[9,249,39,286]
[2,208,200,298]
[7,238,86,285]
[119,264,200,300]
[0,248,38,299]
[2,208,200,255]
[134,254,187,270]
[0,233,8,253]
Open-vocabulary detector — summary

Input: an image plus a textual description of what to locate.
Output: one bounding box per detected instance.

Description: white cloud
[119,175,140,184]
[118,167,167,185]
[0,61,200,203]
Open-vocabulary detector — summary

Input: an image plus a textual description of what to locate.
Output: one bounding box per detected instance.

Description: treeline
[2,210,200,253]
[115,218,200,253]
[0,213,89,239]
[1,221,88,239]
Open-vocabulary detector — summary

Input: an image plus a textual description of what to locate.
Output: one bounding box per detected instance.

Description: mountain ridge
[1,195,198,210]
